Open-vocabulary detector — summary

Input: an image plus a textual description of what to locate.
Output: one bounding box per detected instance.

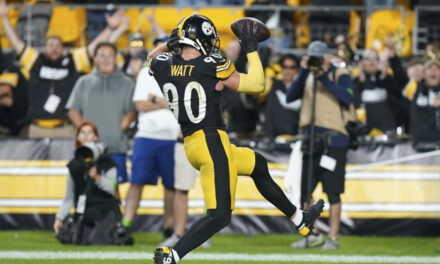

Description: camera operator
[54,121,129,245]
[286,41,354,250]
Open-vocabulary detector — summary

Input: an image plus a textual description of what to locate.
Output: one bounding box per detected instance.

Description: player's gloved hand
[167,28,180,53]
[238,21,259,54]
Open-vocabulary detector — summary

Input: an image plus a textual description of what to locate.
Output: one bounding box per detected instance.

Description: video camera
[307,56,322,71]
[75,142,105,166]
[306,41,327,71]
[345,121,368,150]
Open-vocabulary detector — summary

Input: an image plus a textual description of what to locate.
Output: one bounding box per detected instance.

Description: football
[230,17,271,43]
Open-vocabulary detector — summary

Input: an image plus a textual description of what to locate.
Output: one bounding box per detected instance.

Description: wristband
[152,95,157,104]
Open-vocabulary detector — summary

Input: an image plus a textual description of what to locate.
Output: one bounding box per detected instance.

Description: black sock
[174,209,231,259]
[250,152,297,218]
[163,228,174,240]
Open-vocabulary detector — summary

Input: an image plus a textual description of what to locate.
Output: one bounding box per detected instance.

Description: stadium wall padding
[0,138,439,235]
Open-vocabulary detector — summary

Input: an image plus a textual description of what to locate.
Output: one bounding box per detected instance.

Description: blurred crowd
[1,1,439,154]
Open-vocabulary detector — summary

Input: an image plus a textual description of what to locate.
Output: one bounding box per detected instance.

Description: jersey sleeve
[402,80,417,101]
[147,52,172,74]
[215,55,235,80]
[18,46,39,73]
[71,47,92,73]
[0,72,19,87]
[146,57,155,73]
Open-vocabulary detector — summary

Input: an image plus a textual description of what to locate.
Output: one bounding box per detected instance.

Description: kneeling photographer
[54,121,132,245]
[286,41,355,250]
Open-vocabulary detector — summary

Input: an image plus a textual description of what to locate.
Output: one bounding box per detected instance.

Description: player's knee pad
[327,193,341,205]
[206,208,232,229]
[251,152,269,180]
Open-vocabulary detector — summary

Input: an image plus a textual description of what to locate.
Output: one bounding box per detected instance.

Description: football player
[147,15,324,264]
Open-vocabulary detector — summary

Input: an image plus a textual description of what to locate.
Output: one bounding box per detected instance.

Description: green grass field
[0,231,439,264]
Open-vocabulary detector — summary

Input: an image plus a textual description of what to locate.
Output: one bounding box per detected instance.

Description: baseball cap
[129,33,144,47]
[307,41,328,58]
[153,35,169,46]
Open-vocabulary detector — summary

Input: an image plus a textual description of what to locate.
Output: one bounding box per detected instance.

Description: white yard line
[0,251,439,263]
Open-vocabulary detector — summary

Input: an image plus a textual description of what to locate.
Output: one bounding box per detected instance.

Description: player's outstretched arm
[223,22,265,95]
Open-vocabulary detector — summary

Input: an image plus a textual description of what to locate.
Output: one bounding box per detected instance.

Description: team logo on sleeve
[202,22,213,36]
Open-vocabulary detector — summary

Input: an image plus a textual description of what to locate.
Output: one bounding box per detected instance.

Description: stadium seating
[366,9,415,57]
[153,7,194,34]
[197,8,244,49]
[46,6,87,46]
[0,3,424,54]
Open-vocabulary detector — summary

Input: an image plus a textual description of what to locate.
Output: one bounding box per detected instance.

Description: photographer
[286,41,354,250]
[54,121,129,245]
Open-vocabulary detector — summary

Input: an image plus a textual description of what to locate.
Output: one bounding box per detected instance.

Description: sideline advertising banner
[0,138,439,235]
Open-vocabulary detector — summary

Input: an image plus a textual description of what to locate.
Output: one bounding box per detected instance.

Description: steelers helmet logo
[201,21,213,36]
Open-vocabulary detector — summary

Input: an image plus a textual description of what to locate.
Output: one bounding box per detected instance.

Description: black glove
[167,28,180,53]
[239,21,259,54]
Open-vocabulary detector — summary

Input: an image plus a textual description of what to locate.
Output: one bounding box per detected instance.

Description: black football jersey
[149,52,236,137]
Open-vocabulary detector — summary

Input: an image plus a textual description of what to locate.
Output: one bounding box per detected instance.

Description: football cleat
[153,246,177,264]
[322,237,339,250]
[291,233,325,248]
[296,199,325,236]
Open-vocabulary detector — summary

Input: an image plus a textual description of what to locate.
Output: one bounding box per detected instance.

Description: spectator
[54,121,132,245]
[121,67,180,242]
[66,43,136,184]
[110,14,164,75]
[406,60,440,148]
[381,38,411,133]
[401,58,425,103]
[117,33,148,75]
[407,59,426,85]
[0,1,124,138]
[263,53,301,138]
[0,44,28,136]
[222,40,260,138]
[286,41,354,250]
[126,51,146,79]
[353,48,402,135]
